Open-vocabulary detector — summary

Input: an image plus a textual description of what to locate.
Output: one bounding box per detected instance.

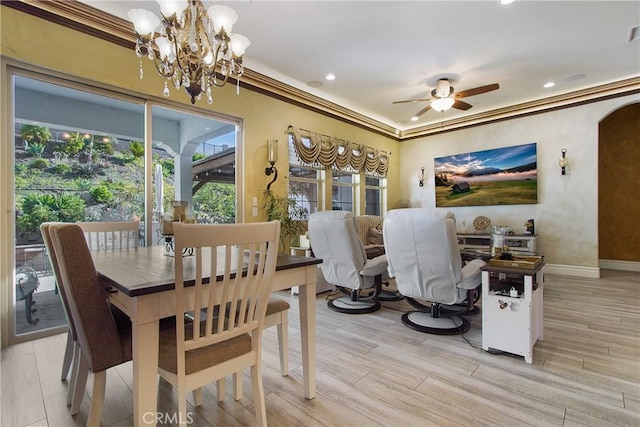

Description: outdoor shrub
[157,158,175,175]
[17,193,86,233]
[73,162,101,177]
[30,158,49,169]
[26,142,46,157]
[90,185,114,204]
[192,152,206,161]
[62,132,86,156]
[95,139,115,155]
[52,163,72,174]
[74,179,93,192]
[129,140,145,158]
[20,125,52,146]
[111,152,135,165]
[15,163,27,174]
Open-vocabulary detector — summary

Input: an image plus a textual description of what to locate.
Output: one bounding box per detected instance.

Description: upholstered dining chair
[308,210,388,314]
[40,222,78,406]
[49,223,132,426]
[76,220,139,251]
[158,221,280,426]
[383,208,485,335]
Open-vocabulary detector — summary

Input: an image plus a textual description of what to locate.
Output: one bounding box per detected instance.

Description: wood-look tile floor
[2,270,639,426]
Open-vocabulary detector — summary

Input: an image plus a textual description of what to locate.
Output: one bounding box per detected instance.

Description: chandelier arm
[151,54,175,79]
[130,0,248,104]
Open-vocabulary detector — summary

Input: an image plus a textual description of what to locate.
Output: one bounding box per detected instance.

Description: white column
[174,154,193,209]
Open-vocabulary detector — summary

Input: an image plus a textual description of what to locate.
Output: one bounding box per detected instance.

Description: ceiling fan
[393,79,500,119]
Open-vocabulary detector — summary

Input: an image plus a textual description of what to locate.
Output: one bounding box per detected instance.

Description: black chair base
[375,289,404,302]
[327,297,381,314]
[401,311,470,335]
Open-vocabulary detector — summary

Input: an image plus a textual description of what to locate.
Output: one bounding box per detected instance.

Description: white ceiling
[79,0,640,131]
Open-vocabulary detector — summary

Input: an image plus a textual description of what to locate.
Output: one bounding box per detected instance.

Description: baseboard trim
[544,264,601,278]
[599,259,640,272]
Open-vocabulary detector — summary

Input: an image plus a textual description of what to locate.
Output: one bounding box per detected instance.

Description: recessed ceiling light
[325,74,336,81]
[543,82,555,88]
[307,80,323,88]
[500,0,515,5]
[410,116,419,122]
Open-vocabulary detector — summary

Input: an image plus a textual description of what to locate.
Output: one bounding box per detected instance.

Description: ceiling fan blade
[455,83,499,99]
[414,104,432,117]
[452,100,473,111]
[392,98,431,104]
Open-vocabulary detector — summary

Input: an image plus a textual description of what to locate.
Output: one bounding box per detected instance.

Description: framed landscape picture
[434,142,537,207]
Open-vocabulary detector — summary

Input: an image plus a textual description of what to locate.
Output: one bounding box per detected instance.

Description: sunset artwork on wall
[434,142,537,207]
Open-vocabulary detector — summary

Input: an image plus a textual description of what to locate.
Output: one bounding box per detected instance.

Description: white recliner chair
[383,208,485,334]
[308,210,388,314]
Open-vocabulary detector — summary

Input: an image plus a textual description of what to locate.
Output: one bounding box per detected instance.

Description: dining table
[91,245,322,427]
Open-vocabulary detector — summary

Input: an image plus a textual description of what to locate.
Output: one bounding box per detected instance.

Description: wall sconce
[418,167,425,187]
[265,139,278,190]
[559,148,568,175]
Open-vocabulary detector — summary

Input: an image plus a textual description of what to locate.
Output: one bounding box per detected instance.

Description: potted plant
[262,189,307,252]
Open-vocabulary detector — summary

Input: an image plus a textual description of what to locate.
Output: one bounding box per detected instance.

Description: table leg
[537,269,544,342]
[298,276,317,399]
[481,270,490,352]
[133,320,160,426]
[524,274,533,364]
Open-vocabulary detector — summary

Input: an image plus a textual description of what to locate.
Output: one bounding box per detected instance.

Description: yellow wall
[0,6,400,221]
[0,6,399,346]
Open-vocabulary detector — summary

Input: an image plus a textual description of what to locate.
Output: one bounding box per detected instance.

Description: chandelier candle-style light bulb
[128,0,250,105]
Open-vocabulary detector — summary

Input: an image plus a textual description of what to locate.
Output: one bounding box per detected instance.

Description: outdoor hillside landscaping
[14,124,235,246]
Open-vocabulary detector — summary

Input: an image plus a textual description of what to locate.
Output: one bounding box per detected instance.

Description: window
[365,176,384,216]
[331,171,355,212]
[289,166,320,220]
[288,135,321,218]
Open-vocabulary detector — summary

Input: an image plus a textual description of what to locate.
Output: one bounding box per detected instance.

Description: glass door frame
[1,64,244,346]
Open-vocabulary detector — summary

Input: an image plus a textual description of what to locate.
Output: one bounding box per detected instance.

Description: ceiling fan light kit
[431,97,455,112]
[393,78,499,119]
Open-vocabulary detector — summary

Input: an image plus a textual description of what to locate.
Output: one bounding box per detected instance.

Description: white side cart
[481,262,544,364]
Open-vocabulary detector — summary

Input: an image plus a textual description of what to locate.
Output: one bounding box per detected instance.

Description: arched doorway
[598,103,640,269]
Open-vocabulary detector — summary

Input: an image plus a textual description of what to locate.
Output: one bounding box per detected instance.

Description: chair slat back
[172,221,280,355]
[77,221,139,251]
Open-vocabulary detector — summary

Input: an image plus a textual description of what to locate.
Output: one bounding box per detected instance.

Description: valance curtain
[288,126,389,177]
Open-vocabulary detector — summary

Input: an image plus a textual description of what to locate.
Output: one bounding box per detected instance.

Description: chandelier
[128,0,250,105]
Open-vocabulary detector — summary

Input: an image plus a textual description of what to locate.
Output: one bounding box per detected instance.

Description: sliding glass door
[9,72,240,342]
[12,75,145,337]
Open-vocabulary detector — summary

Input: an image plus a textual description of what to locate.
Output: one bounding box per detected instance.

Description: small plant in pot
[262,189,307,252]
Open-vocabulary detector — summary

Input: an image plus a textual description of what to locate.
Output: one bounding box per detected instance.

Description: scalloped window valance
[288,126,389,177]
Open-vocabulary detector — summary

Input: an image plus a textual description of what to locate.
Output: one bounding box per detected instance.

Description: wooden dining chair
[225,296,290,401]
[76,221,139,251]
[158,221,280,427]
[49,223,132,427]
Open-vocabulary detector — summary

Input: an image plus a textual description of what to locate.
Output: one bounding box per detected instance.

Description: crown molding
[399,76,640,140]
[5,0,639,142]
